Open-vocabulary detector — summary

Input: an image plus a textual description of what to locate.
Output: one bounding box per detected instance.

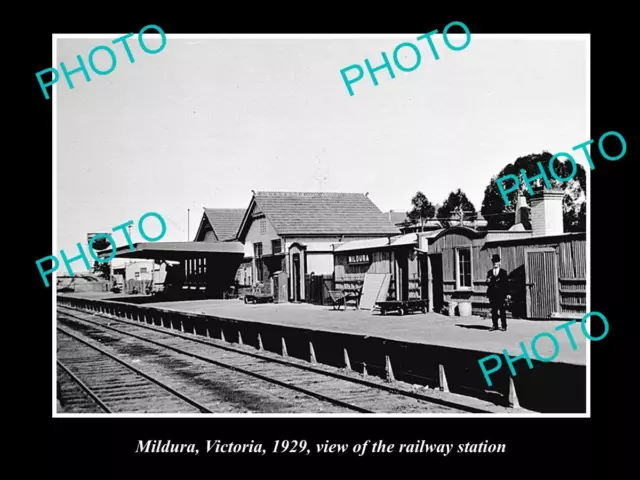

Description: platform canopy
[333,237,391,253]
[98,241,245,261]
[390,233,418,246]
[333,233,419,253]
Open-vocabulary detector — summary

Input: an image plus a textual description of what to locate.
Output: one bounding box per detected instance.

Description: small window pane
[458,248,472,288]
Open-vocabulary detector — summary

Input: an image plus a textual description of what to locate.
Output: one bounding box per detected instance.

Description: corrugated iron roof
[334,237,393,253]
[419,229,445,238]
[385,211,442,228]
[391,233,418,246]
[99,241,245,260]
[304,242,339,252]
[334,233,423,253]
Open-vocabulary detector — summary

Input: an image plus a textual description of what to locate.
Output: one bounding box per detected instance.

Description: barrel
[458,301,472,317]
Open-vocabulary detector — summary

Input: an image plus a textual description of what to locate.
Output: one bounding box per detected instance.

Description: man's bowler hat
[492,254,501,263]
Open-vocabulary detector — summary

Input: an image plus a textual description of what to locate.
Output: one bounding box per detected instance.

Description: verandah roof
[98,241,245,261]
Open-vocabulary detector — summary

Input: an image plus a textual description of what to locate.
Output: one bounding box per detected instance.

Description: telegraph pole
[187,208,190,241]
[127,224,133,266]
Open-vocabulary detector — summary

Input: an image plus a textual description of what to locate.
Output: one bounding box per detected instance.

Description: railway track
[57,327,212,413]
[57,360,111,413]
[57,304,491,414]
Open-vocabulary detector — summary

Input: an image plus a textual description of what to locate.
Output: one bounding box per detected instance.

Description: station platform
[137,299,587,366]
[58,293,588,413]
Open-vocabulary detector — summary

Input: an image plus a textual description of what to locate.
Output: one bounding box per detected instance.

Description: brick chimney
[514,192,531,227]
[529,188,564,237]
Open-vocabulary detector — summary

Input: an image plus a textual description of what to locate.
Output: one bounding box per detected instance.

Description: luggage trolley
[376,299,428,316]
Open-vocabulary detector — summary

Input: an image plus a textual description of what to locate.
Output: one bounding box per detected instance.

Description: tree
[90,237,110,251]
[437,189,478,227]
[399,218,414,233]
[480,152,586,231]
[92,261,111,279]
[407,191,436,232]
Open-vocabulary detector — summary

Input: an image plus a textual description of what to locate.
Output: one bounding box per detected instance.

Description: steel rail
[57,359,113,413]
[57,326,214,413]
[58,304,490,413]
[57,317,373,414]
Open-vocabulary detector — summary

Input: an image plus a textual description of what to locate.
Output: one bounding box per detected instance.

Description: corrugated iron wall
[526,250,559,318]
[407,249,421,299]
[333,248,422,302]
[431,231,586,319]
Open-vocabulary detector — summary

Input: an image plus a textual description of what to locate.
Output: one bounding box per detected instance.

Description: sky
[56,34,588,269]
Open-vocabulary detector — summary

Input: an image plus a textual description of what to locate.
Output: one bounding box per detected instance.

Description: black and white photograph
[51,32,591,417]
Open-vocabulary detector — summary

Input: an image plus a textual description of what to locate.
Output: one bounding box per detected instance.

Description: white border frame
[52,33,591,419]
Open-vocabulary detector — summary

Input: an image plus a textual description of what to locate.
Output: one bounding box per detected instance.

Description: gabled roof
[195,208,246,242]
[386,211,409,225]
[237,191,400,239]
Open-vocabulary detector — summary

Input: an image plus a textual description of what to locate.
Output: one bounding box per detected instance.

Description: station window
[456,247,472,289]
[260,218,266,235]
[272,239,282,254]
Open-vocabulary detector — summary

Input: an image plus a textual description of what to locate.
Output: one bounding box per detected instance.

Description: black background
[21,7,627,478]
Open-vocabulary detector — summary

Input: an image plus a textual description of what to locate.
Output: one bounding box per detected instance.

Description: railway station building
[101,186,584,317]
[102,193,400,302]
[235,191,400,302]
[426,189,586,320]
[103,208,247,298]
[103,240,245,299]
[332,188,586,320]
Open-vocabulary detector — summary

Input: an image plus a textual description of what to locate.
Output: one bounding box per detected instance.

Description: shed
[426,189,586,319]
[333,231,441,305]
[99,241,245,298]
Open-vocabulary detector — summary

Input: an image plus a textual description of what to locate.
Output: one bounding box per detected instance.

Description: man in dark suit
[486,254,510,331]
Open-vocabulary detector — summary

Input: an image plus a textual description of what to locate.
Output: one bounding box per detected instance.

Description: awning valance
[98,241,245,261]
